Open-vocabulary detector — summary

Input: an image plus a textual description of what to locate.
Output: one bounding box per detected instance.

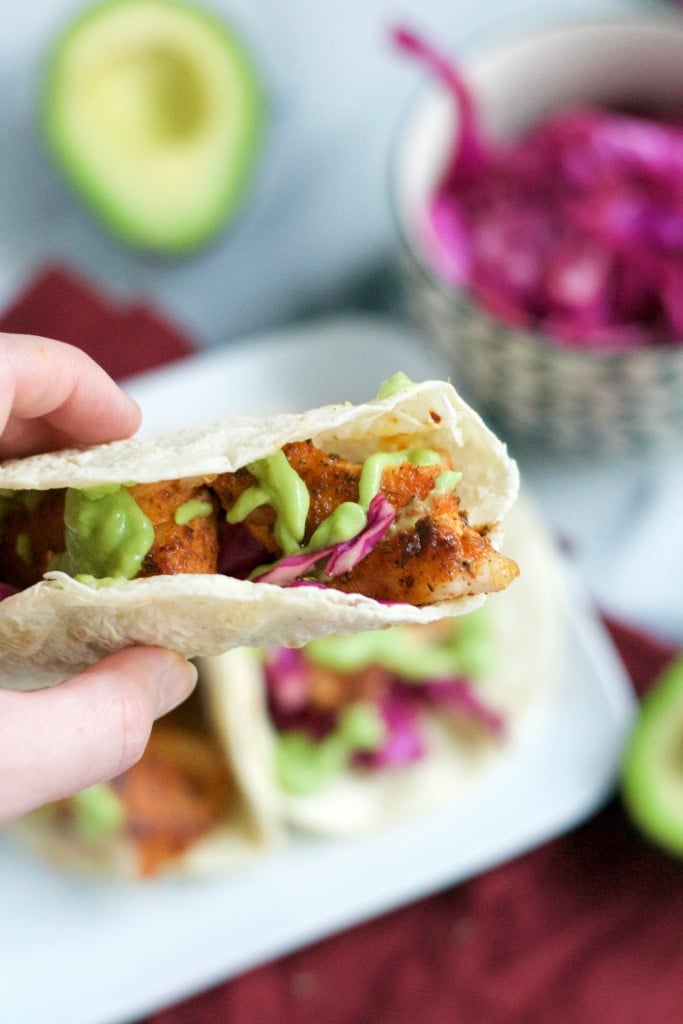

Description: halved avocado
[43,0,264,253]
[621,655,683,856]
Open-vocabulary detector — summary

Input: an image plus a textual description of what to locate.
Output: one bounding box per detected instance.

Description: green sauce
[338,702,386,751]
[174,499,213,526]
[307,502,367,551]
[227,449,309,555]
[71,784,125,839]
[376,371,414,399]
[434,469,462,493]
[80,483,120,499]
[274,701,386,795]
[73,574,125,589]
[62,485,154,579]
[358,448,443,508]
[304,610,494,682]
[274,732,347,795]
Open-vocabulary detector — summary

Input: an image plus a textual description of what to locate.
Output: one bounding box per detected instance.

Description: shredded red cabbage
[254,493,395,586]
[269,697,338,741]
[0,583,17,602]
[264,648,312,713]
[392,26,484,181]
[325,494,396,575]
[353,693,426,768]
[266,650,337,738]
[394,26,683,350]
[252,547,333,587]
[265,647,505,774]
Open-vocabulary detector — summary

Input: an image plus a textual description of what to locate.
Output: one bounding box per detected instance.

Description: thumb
[0,647,197,824]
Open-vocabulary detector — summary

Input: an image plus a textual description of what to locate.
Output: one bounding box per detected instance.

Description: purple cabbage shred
[394,26,683,350]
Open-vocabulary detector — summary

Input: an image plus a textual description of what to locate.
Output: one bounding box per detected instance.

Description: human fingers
[0,333,141,457]
[0,647,197,824]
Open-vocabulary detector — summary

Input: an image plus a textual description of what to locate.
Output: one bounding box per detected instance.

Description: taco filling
[0,439,517,605]
[0,375,522,685]
[264,613,506,796]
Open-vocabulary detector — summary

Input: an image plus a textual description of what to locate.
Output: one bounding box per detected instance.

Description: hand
[0,333,197,824]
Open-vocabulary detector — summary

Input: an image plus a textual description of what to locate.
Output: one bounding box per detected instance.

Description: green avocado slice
[42,0,264,253]
[621,655,683,856]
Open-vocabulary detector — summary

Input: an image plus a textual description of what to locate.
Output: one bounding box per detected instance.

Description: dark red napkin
[0,264,196,379]
[3,267,682,1024]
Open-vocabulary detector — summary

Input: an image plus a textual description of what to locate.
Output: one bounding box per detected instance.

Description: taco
[9,678,281,877]
[0,374,519,688]
[197,496,563,834]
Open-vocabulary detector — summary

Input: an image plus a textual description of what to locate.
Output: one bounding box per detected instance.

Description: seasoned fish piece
[123,478,219,576]
[213,440,445,543]
[328,494,519,604]
[214,441,518,604]
[109,723,235,876]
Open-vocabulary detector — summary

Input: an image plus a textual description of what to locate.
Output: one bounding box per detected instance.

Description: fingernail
[155,654,198,717]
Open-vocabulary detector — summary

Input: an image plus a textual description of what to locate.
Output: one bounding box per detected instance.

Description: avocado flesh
[621,656,683,856]
[44,0,264,253]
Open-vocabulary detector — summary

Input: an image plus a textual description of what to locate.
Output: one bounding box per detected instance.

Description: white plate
[0,316,636,1024]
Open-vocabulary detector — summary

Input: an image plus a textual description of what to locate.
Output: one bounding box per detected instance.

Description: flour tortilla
[0,380,519,689]
[9,678,283,878]
[198,495,564,835]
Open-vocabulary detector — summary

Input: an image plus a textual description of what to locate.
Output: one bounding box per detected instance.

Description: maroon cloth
[0,264,196,379]
[3,267,682,1024]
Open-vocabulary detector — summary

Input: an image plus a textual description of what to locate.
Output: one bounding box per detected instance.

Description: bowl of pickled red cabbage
[391,15,683,452]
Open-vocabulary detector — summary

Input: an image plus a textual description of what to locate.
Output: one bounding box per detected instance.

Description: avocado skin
[621,655,683,856]
[42,0,265,254]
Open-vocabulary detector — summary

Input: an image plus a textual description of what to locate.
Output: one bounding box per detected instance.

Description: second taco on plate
[198,497,563,834]
[9,678,281,878]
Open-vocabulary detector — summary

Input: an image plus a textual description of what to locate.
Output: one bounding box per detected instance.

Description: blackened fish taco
[0,374,519,688]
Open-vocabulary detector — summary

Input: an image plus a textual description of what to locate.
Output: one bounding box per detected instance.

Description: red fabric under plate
[0,265,196,379]
[3,267,681,1024]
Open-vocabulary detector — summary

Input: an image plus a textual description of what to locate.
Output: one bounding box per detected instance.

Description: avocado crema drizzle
[0,375,462,587]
